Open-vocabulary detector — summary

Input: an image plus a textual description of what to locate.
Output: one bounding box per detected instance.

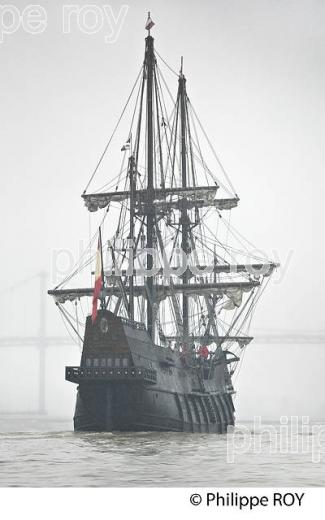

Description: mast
[128,154,136,321]
[145,22,155,339]
[179,60,190,346]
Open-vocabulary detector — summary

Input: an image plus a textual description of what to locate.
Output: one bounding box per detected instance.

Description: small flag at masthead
[145,12,155,31]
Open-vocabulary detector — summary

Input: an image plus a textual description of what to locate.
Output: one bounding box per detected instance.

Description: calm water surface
[0,417,324,487]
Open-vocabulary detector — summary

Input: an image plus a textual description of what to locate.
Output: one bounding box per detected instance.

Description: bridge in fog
[0,272,324,415]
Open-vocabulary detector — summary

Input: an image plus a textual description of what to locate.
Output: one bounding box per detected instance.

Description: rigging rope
[57,302,83,346]
[83,66,143,194]
[188,100,239,198]
[155,49,179,78]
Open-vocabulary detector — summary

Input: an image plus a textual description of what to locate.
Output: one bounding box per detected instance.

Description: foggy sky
[0,0,324,419]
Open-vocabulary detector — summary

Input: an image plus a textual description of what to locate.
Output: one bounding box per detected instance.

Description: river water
[0,417,324,487]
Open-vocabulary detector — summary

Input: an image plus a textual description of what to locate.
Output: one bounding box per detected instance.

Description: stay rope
[83,66,143,194]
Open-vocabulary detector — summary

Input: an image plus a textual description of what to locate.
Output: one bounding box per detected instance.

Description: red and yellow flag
[92,237,102,324]
[145,13,155,31]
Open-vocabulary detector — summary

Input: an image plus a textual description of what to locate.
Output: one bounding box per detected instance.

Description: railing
[65,366,157,384]
[119,316,146,331]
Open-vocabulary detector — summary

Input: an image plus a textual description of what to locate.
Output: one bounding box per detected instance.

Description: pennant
[92,237,102,323]
[121,137,131,152]
[145,15,155,31]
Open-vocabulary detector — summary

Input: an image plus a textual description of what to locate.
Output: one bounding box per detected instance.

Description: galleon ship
[49,14,278,432]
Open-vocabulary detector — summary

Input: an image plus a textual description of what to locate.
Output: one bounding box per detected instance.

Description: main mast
[145,17,155,339]
[128,154,136,321]
[179,62,190,346]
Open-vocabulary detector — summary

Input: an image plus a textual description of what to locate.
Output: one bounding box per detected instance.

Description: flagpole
[99,226,105,309]
[147,11,151,35]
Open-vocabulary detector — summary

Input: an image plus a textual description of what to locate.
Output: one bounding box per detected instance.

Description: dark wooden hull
[73,382,234,433]
[67,310,236,434]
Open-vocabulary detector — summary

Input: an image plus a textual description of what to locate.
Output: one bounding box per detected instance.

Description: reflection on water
[0,417,324,487]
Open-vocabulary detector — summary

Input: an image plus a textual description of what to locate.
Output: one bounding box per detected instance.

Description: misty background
[0,0,324,421]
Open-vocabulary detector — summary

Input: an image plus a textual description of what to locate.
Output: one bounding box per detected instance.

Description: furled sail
[82,186,221,212]
[48,281,260,304]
